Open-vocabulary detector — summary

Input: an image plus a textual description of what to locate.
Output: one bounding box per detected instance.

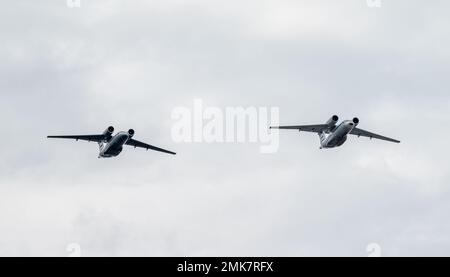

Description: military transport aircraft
[270,115,400,149]
[48,126,176,158]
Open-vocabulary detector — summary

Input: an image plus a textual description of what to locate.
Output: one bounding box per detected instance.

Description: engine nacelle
[103,126,114,139]
[352,117,360,126]
[326,115,339,126]
[128,129,135,138]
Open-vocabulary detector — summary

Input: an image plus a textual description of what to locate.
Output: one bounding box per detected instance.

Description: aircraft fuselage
[99,131,130,158]
[319,120,356,149]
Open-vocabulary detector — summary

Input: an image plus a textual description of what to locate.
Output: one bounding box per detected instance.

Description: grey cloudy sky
[0,0,449,256]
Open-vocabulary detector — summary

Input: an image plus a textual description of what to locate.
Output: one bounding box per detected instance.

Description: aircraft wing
[270,124,330,133]
[349,127,400,143]
[125,139,176,155]
[47,134,105,142]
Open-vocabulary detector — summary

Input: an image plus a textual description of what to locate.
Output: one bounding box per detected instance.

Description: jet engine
[103,126,114,140]
[128,129,135,138]
[352,117,360,126]
[326,115,339,126]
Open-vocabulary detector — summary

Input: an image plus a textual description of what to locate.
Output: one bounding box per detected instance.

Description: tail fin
[318,131,328,148]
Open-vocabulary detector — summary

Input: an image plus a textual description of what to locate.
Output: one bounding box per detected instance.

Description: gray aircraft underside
[48,126,176,158]
[271,115,400,149]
